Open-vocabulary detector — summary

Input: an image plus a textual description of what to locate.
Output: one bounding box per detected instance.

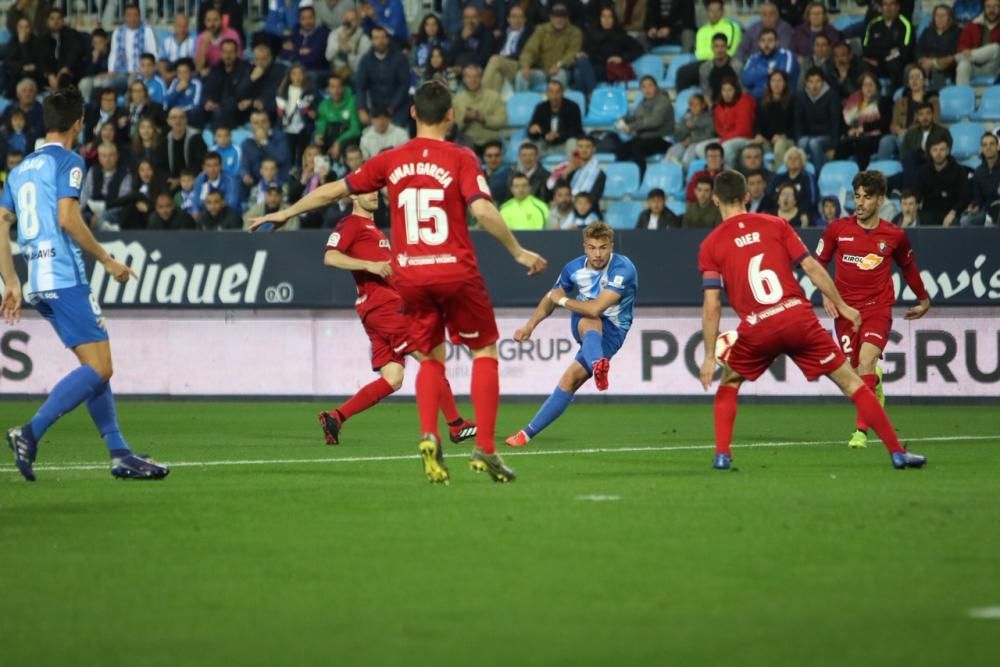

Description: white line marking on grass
[2,434,998,474]
[576,495,621,502]
[968,607,1000,620]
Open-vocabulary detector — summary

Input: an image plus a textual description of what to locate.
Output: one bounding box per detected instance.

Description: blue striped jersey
[555,253,638,332]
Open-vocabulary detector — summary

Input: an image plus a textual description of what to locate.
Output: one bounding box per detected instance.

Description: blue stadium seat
[232,127,252,148]
[650,44,682,55]
[565,89,587,114]
[961,156,982,170]
[674,88,699,117]
[637,162,684,198]
[203,128,215,147]
[0,30,10,46]
[867,159,903,178]
[603,161,641,199]
[606,200,644,229]
[667,200,687,216]
[665,54,698,89]
[585,87,628,126]
[687,159,706,177]
[972,74,996,86]
[0,98,11,116]
[893,87,904,101]
[832,16,862,32]
[542,153,565,169]
[949,121,984,160]
[628,55,665,89]
[155,26,171,46]
[916,13,932,40]
[939,85,976,122]
[505,129,527,164]
[818,161,860,198]
[972,85,1000,121]
[595,152,617,164]
[506,92,542,128]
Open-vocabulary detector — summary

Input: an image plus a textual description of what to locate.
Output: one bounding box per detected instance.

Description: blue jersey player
[506,221,638,447]
[0,87,169,481]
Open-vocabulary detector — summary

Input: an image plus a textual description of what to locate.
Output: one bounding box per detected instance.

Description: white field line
[1,434,997,474]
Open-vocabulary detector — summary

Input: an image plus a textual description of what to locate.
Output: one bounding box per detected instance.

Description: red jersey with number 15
[325,214,400,317]
[699,213,811,323]
[344,137,494,287]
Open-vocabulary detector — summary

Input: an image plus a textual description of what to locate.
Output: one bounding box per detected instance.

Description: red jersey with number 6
[325,214,401,317]
[344,137,494,287]
[698,213,811,323]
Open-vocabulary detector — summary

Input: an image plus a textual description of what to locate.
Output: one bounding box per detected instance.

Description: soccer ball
[715,330,738,367]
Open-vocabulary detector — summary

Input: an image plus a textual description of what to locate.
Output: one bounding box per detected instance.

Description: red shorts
[729,304,847,382]
[834,307,892,368]
[360,301,413,371]
[397,278,499,354]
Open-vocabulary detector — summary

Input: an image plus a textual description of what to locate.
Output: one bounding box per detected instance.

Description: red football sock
[438,377,462,424]
[855,373,878,431]
[850,385,904,454]
[714,385,739,456]
[337,377,395,421]
[416,360,445,438]
[471,357,499,454]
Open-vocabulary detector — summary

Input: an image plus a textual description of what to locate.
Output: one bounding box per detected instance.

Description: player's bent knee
[470,343,498,359]
[381,363,405,391]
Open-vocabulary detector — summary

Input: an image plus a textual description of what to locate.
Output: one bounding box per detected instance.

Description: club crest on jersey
[397,253,409,267]
[878,241,887,254]
[842,253,884,271]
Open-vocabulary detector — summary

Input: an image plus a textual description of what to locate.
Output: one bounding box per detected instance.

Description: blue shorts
[571,313,627,372]
[31,285,109,349]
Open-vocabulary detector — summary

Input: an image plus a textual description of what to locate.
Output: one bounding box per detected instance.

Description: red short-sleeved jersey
[326,214,400,317]
[344,137,493,287]
[698,213,811,323]
[815,216,917,310]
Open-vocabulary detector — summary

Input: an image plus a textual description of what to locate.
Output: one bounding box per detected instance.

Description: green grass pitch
[1,400,998,666]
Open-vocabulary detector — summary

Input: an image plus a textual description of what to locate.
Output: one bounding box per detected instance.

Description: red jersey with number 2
[344,137,494,287]
[325,214,400,317]
[698,213,811,323]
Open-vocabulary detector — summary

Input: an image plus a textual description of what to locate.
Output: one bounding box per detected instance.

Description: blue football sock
[525,387,574,438]
[86,382,131,457]
[581,330,604,374]
[27,365,104,443]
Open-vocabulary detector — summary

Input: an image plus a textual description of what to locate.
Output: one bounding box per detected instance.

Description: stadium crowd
[0,0,999,231]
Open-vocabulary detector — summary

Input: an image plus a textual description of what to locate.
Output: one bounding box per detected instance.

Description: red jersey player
[698,171,926,470]
[317,191,477,446]
[251,80,547,484]
[816,171,930,449]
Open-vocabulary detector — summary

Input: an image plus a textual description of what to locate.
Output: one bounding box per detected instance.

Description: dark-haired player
[698,170,926,470]
[816,171,930,449]
[0,87,169,481]
[251,80,547,484]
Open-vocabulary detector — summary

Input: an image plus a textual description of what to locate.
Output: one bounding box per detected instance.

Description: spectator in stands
[420,46,458,91]
[199,189,243,229]
[81,142,132,229]
[891,190,928,226]
[175,169,198,215]
[742,28,800,99]
[453,65,506,154]
[699,33,743,103]
[500,173,549,229]
[315,75,362,160]
[574,5,643,96]
[714,76,757,166]
[121,158,169,229]
[683,176,722,228]
[5,0,51,36]
[203,39,251,126]
[245,183,301,231]
[516,3,582,92]
[666,93,715,167]
[276,64,317,167]
[281,6,331,77]
[746,170,774,213]
[195,8,242,76]
[326,7,372,80]
[636,188,680,229]
[900,101,951,187]
[79,28,111,100]
[917,4,960,90]
[197,0,244,39]
[211,126,240,176]
[775,182,811,227]
[264,0,300,39]
[411,13,450,77]
[355,26,411,128]
[81,122,118,168]
[249,157,282,206]
[482,4,532,94]
[799,33,833,87]
[817,195,842,226]
[2,78,44,140]
[291,144,336,226]
[359,107,408,159]
[527,79,583,155]
[247,42,287,122]
[862,0,914,90]
[916,135,971,226]
[162,14,196,70]
[678,0,742,92]
[450,5,495,74]
[360,0,410,48]
[644,0,696,53]
[316,0,352,32]
[961,132,1000,226]
[2,18,44,99]
[0,150,24,193]
[136,53,166,105]
[149,192,197,230]
[125,80,166,137]
[774,0,811,27]
[0,109,35,162]
[554,134,606,202]
[108,4,158,92]
[754,71,794,166]
[956,0,1000,86]
[768,146,818,218]
[837,71,891,169]
[481,140,511,203]
[40,8,84,91]
[615,76,674,176]
[685,142,725,202]
[130,116,168,173]
[194,151,241,215]
[510,142,551,201]
[240,111,292,188]
[739,2,794,62]
[547,182,575,228]
[568,192,600,228]
[165,58,205,128]
[737,142,773,182]
[790,2,841,58]
[795,68,840,169]
[955,0,985,25]
[877,65,939,160]
[825,41,864,101]
[83,88,127,153]
[166,106,207,189]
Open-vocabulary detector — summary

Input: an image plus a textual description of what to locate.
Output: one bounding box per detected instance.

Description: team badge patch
[327,232,341,247]
[878,241,887,254]
[69,167,83,189]
[477,175,491,195]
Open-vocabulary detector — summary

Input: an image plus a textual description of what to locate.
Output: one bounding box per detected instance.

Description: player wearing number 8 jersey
[816,171,930,450]
[698,170,926,471]
[249,80,548,484]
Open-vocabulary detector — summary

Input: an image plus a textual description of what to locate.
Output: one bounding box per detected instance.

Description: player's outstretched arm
[324,249,391,279]
[0,208,22,325]
[57,199,136,284]
[552,288,621,319]
[514,287,562,341]
[800,257,861,331]
[470,198,547,275]
[249,179,351,232]
[700,287,723,391]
